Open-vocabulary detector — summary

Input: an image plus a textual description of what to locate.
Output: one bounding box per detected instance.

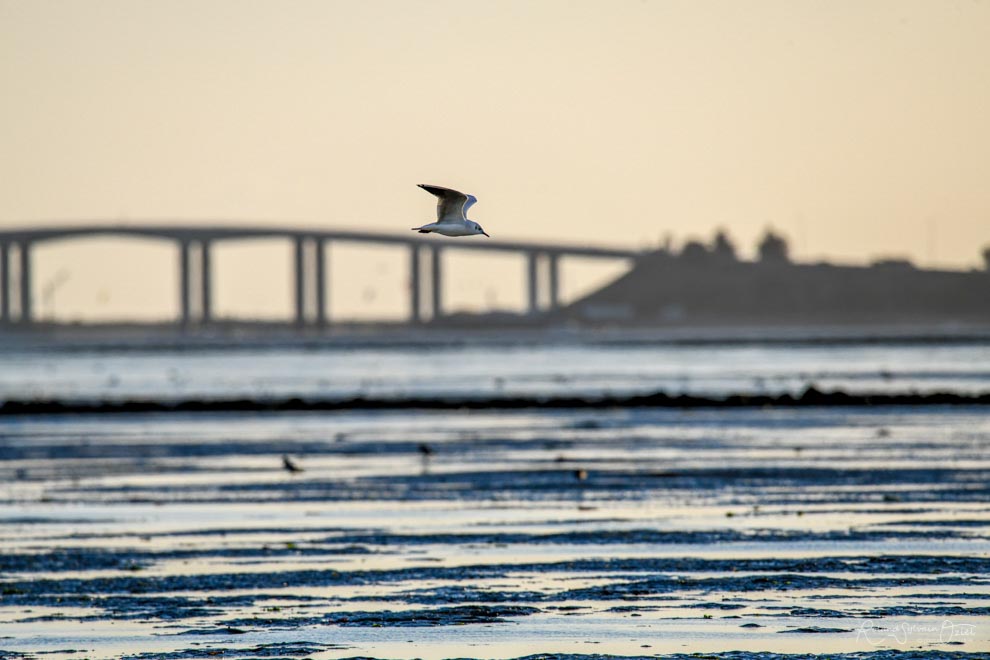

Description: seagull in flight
[412,184,490,238]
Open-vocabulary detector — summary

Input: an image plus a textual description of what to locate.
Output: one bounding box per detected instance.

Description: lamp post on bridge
[41,269,71,322]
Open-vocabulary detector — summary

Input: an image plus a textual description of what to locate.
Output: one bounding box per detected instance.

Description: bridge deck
[0,224,641,259]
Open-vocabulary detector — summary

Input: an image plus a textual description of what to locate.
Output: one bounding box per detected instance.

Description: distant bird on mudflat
[412,184,490,238]
[282,455,304,474]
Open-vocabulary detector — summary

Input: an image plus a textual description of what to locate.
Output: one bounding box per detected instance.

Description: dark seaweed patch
[318,527,983,546]
[3,386,989,417]
[5,555,986,604]
[120,641,343,659]
[0,544,372,573]
[52,465,990,505]
[200,604,541,630]
[0,548,150,573]
[10,594,317,622]
[111,650,989,660]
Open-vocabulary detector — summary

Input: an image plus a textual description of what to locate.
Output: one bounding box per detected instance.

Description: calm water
[2,342,989,401]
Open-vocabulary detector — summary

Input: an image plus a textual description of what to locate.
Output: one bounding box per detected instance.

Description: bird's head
[472,221,490,237]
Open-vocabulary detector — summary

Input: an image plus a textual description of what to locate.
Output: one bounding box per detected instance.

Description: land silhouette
[566,230,990,328]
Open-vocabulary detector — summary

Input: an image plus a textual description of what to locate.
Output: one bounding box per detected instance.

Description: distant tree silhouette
[710,230,737,261]
[680,240,709,262]
[758,229,790,264]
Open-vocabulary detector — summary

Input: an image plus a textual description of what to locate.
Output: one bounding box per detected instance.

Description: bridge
[0,224,641,326]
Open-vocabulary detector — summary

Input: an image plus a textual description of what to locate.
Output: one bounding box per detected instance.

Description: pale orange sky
[1,0,988,321]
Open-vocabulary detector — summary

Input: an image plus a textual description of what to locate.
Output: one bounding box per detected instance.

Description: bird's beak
[482,231,490,237]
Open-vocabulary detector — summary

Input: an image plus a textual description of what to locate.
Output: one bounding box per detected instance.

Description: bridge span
[0,224,641,326]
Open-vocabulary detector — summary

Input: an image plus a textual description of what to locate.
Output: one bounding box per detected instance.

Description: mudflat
[2,404,988,658]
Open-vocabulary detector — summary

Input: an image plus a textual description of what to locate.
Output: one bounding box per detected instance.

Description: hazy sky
[2,0,988,320]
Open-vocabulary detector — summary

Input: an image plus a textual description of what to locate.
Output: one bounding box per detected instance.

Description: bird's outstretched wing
[463,194,478,214]
[419,184,475,223]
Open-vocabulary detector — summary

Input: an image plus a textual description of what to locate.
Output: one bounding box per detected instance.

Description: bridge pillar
[179,240,192,326]
[293,236,328,327]
[409,245,422,324]
[19,241,32,324]
[0,242,8,324]
[294,236,305,326]
[200,240,212,324]
[548,253,560,310]
[526,251,540,316]
[430,245,443,320]
[315,239,327,327]
[177,240,211,326]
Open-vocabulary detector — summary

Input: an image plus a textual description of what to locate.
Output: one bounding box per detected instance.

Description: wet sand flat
[1,406,988,659]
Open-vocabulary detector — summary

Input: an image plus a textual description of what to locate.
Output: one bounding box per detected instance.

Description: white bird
[412,184,490,237]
